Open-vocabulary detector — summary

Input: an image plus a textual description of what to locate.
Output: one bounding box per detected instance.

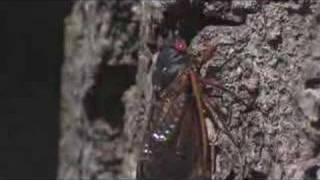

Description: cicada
[136,36,230,180]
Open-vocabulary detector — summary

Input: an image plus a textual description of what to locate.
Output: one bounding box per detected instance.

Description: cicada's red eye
[174,39,187,52]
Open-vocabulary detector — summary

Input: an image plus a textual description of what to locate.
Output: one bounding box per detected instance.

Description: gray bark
[59,0,320,179]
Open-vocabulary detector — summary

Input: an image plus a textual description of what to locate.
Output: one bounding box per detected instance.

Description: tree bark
[59,0,320,179]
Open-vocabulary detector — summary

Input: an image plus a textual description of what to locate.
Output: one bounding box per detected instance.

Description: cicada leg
[202,95,250,180]
[205,115,218,178]
[201,94,240,149]
[201,77,272,119]
[200,78,256,112]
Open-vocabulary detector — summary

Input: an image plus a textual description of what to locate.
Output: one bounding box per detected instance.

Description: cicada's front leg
[201,94,239,147]
[200,77,256,112]
[202,90,249,180]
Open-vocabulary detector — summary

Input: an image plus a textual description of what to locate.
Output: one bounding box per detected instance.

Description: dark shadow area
[244,170,267,180]
[0,2,67,179]
[150,0,247,47]
[304,165,320,180]
[84,65,137,129]
[305,78,320,89]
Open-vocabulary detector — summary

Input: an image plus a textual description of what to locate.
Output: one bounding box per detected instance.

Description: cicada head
[152,37,190,93]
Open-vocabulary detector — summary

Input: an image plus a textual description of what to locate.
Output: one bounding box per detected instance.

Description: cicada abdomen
[136,37,212,180]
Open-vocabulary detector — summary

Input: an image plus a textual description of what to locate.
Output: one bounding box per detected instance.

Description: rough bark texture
[59,0,320,179]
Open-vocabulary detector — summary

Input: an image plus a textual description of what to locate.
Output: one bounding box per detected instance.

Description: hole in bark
[268,36,283,50]
[161,1,201,42]
[310,120,320,131]
[245,170,267,180]
[304,165,320,180]
[84,64,136,129]
[316,14,320,23]
[159,1,246,43]
[225,170,236,180]
[305,78,320,89]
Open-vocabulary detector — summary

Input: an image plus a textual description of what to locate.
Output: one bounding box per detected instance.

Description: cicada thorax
[137,37,211,180]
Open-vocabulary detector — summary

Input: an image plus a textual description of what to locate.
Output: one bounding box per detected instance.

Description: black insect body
[136,37,217,180]
[152,38,190,93]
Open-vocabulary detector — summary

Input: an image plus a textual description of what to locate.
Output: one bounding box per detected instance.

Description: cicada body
[136,37,213,180]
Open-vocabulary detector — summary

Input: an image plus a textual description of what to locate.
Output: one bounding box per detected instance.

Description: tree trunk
[59,0,320,179]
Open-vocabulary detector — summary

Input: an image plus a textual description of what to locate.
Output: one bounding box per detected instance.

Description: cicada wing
[188,71,214,179]
[175,100,212,179]
[136,96,211,180]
